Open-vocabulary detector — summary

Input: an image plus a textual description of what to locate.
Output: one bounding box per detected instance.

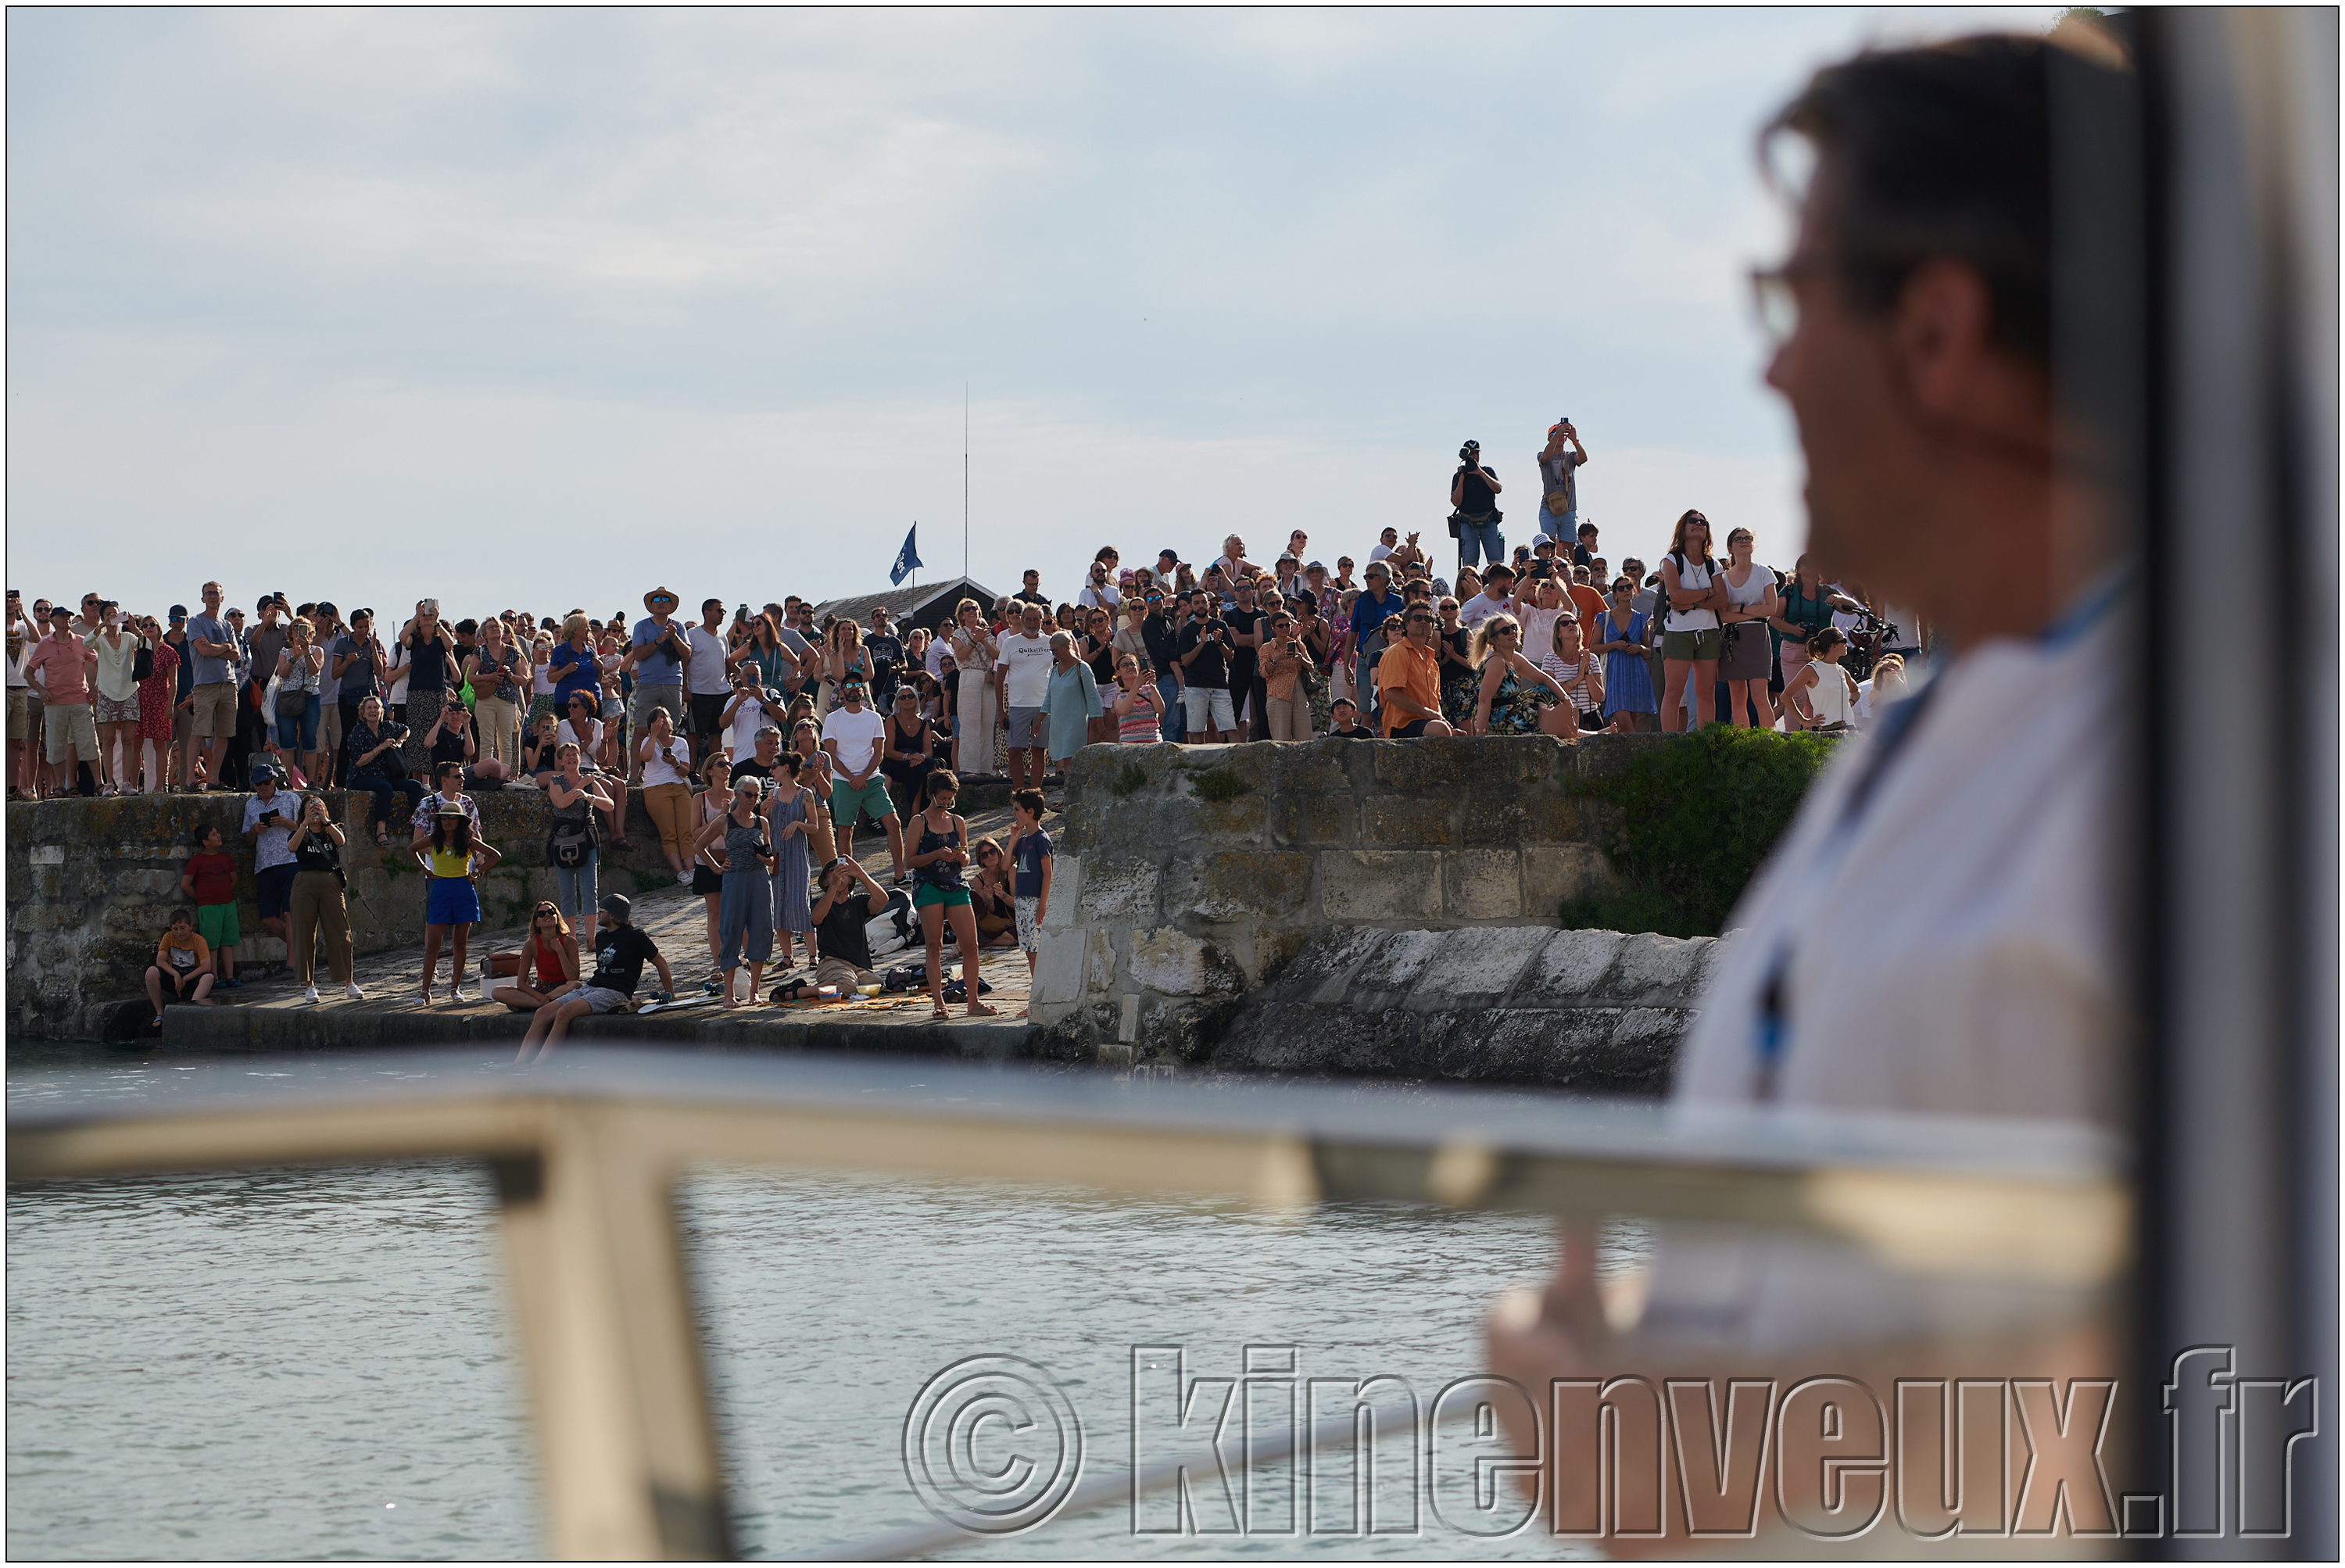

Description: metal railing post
[491,1108,731,1559]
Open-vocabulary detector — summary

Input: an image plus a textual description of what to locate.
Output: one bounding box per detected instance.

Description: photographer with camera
[343,694,423,848]
[1536,419,1590,545]
[240,761,299,953]
[721,664,781,764]
[1448,439,1505,571]
[1174,589,1237,744]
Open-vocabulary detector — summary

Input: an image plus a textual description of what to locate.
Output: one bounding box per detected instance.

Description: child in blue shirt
[1003,789,1053,1016]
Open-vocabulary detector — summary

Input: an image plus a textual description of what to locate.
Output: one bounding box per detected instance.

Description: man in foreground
[1490,31,2134,1545]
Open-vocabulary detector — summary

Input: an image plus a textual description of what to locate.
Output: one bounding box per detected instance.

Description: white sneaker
[345,982,367,1001]
[303,985,320,1004]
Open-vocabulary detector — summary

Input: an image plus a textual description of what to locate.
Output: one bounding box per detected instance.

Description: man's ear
[1886,257,2001,421]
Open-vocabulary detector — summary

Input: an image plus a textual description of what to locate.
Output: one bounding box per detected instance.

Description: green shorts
[831,775,897,831]
[914,883,972,910]
[196,901,240,950]
[1660,628,1725,663]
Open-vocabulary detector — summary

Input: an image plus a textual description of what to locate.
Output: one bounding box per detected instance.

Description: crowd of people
[17,435,1924,1025]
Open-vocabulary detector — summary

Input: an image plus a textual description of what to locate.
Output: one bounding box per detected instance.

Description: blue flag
[890,524,923,586]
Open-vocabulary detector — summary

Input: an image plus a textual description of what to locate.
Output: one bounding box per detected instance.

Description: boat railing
[6,1046,2125,1559]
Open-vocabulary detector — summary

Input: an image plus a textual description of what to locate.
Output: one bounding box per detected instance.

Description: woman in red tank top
[490,902,579,1011]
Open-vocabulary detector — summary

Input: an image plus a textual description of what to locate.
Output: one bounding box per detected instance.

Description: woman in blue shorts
[413,802,499,1004]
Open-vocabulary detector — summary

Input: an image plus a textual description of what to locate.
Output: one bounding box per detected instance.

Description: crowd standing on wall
[15,429,1926,1020]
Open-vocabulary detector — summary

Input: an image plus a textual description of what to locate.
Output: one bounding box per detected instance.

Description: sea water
[8,1047,1595,1560]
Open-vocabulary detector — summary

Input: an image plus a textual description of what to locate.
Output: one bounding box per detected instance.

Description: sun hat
[643,587,679,611]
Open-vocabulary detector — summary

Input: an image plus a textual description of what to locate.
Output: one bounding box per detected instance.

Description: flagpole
[964,382,971,583]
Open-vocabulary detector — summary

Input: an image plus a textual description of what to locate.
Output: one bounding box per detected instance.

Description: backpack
[546,793,598,869]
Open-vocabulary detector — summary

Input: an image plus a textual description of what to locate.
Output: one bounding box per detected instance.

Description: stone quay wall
[6,787,689,1040]
[1029,734,1670,1058]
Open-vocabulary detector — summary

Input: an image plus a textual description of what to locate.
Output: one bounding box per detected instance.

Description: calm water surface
[9,1047,1597,1560]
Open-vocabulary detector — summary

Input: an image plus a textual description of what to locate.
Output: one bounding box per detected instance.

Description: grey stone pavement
[156,801,1049,1057]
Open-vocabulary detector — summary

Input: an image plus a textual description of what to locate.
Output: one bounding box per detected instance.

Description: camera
[1459,440,1481,465]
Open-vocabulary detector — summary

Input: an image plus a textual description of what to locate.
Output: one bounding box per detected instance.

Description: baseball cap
[599,893,632,922]
[169,605,188,619]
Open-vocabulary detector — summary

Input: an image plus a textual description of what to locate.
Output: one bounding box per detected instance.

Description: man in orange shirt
[1565,563,1608,631]
[1376,607,1453,738]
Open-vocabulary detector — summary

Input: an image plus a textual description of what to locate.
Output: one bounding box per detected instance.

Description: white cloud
[7,6,2058,614]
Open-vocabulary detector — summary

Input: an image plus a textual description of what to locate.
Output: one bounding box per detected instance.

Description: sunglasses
[1405,614,1436,625]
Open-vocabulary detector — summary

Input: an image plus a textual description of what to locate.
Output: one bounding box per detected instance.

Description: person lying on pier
[517,893,675,1061]
[145,908,216,1027]
[491,901,580,1013]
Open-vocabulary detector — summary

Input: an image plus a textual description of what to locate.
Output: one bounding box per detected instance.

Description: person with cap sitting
[622,587,690,787]
[516,893,675,1061]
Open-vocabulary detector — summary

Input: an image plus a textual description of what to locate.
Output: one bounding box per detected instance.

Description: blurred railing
[7,1047,2125,1559]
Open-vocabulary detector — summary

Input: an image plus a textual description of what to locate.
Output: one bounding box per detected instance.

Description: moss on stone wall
[1559,725,1840,938]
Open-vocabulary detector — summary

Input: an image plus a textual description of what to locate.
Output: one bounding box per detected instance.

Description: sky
[7,7,2057,618]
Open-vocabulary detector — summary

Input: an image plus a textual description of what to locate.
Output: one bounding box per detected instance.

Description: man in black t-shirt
[865,605,905,707]
[795,855,892,997]
[517,893,675,1061]
[1174,591,1235,743]
[1449,438,1505,572]
[1223,579,1267,742]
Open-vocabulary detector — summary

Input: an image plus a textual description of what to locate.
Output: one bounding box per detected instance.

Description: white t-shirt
[1368,542,1395,564]
[728,692,771,759]
[532,645,557,696]
[1076,582,1121,612]
[640,732,693,789]
[1459,592,1510,631]
[386,639,410,706]
[685,625,732,697]
[995,632,1055,709]
[822,703,887,779]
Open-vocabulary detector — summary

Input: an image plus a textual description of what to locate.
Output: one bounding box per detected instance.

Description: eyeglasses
[1404,613,1436,625]
[1748,252,1835,348]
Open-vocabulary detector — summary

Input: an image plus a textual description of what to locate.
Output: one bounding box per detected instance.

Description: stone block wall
[1208,925,1723,1093]
[6,787,687,1040]
[1031,734,1670,1057]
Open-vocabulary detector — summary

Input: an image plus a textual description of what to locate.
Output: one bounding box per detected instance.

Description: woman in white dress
[947,599,1000,778]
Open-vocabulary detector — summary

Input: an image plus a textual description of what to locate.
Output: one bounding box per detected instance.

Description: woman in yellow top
[411,802,501,1005]
[145,908,216,1027]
